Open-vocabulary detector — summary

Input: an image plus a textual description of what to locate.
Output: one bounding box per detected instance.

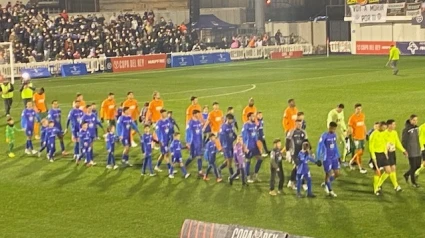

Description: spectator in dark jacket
[402,114,422,187]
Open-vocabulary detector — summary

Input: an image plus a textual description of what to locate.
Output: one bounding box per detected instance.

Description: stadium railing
[0,44,315,79]
[330,41,351,53]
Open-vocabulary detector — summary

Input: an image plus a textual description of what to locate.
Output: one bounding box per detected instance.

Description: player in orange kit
[122,91,140,147]
[204,102,223,150]
[75,93,86,112]
[348,103,367,174]
[283,99,298,133]
[33,87,47,140]
[242,98,257,124]
[100,93,117,126]
[147,91,164,125]
[186,96,202,124]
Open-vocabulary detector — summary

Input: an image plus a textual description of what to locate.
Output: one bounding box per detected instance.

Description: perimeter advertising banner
[106,54,167,73]
[396,41,425,55]
[356,41,395,55]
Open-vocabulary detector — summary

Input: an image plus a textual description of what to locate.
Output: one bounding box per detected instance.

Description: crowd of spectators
[0,1,198,63]
[228,31,298,49]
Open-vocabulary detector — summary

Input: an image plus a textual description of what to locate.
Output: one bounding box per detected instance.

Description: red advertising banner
[110,54,166,73]
[270,51,303,60]
[356,41,395,55]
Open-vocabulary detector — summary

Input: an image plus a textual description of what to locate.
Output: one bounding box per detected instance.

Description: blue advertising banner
[192,54,215,65]
[171,55,194,67]
[212,52,231,63]
[166,53,172,68]
[396,41,425,55]
[60,63,88,77]
[21,67,51,79]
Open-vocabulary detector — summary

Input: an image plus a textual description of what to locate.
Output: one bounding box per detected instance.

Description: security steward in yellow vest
[20,79,35,107]
[0,78,14,116]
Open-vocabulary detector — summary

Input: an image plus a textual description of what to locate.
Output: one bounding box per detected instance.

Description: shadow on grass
[40,161,71,182]
[56,165,87,187]
[15,158,49,179]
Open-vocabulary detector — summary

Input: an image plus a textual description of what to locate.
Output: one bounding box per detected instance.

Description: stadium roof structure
[190,14,238,30]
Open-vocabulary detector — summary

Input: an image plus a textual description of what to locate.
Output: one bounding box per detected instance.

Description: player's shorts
[204,126,211,133]
[323,159,340,173]
[388,151,396,166]
[375,152,389,169]
[38,112,48,119]
[172,157,183,164]
[160,145,169,154]
[246,146,260,159]
[390,60,398,68]
[223,148,234,159]
[25,128,34,137]
[121,138,130,147]
[353,140,365,150]
[190,144,202,158]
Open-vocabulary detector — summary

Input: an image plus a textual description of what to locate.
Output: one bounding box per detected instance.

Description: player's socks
[246,161,251,177]
[122,153,129,162]
[254,160,263,173]
[185,157,192,166]
[296,176,302,194]
[229,167,234,176]
[373,175,380,193]
[213,164,219,178]
[378,172,389,187]
[156,160,162,167]
[205,165,212,176]
[326,181,332,191]
[197,158,203,172]
[306,177,312,195]
[168,163,173,175]
[389,172,399,188]
[290,168,297,183]
[181,166,187,175]
[9,142,14,152]
[142,158,148,174]
[29,140,34,150]
[74,142,80,155]
[26,140,30,149]
[60,140,65,152]
[415,164,425,175]
[219,162,227,170]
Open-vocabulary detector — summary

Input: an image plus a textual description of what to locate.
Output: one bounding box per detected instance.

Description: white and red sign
[270,51,303,60]
[109,54,166,73]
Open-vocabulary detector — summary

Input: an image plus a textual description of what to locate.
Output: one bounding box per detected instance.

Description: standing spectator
[59,10,68,22]
[0,78,14,116]
[275,29,282,45]
[402,114,422,187]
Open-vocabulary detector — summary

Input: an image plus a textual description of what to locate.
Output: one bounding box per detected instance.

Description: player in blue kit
[242,112,263,183]
[316,122,340,197]
[185,110,204,176]
[117,107,139,167]
[81,104,104,162]
[204,134,223,182]
[77,122,95,166]
[219,114,237,177]
[38,119,49,157]
[21,101,41,155]
[257,112,270,157]
[297,142,319,198]
[47,100,68,156]
[44,120,61,162]
[202,106,210,145]
[66,100,84,160]
[227,107,238,131]
[154,109,173,173]
[167,111,180,144]
[141,125,156,176]
[170,132,190,179]
[91,103,100,139]
[105,125,119,170]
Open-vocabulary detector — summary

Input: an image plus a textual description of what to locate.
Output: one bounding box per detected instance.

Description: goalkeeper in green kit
[386,45,400,75]
[327,104,348,165]
[5,117,18,158]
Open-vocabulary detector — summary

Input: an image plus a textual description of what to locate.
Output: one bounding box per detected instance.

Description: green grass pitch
[1,56,425,238]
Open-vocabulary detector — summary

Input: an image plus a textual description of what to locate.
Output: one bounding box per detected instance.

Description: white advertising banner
[350,4,388,24]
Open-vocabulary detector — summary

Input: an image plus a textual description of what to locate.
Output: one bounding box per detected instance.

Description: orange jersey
[33,93,47,113]
[283,107,298,132]
[122,99,139,120]
[186,104,202,123]
[242,105,257,123]
[147,99,164,123]
[208,110,224,133]
[348,113,366,140]
[101,98,116,120]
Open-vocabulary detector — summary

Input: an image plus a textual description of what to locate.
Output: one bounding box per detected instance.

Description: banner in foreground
[21,67,51,79]
[356,41,394,55]
[350,4,388,23]
[106,54,166,73]
[270,51,303,60]
[180,219,312,238]
[60,63,88,77]
[396,41,425,55]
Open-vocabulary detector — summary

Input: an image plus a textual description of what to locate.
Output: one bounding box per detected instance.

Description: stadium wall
[265,21,327,47]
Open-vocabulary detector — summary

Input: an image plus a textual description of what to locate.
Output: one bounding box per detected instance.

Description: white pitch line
[167,84,256,101]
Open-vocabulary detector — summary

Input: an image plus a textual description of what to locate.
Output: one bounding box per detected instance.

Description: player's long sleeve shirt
[297,151,316,175]
[369,130,387,160]
[316,132,340,161]
[79,129,92,148]
[105,133,116,152]
[81,113,103,136]
[117,115,138,138]
[170,139,182,159]
[48,108,63,130]
[385,129,405,153]
[186,119,203,146]
[286,128,308,156]
[44,127,59,143]
[204,140,217,162]
[142,133,153,156]
[233,142,245,167]
[327,109,346,131]
[270,148,283,169]
[257,118,265,138]
[156,119,171,145]
[219,123,236,151]
[21,108,40,129]
[66,108,84,130]
[242,122,258,150]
